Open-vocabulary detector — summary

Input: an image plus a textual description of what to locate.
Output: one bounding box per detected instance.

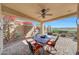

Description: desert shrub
[73,36,77,42]
[47,32,52,35]
[52,29,68,34]
[60,33,66,37]
[52,33,57,36]
[52,29,60,33]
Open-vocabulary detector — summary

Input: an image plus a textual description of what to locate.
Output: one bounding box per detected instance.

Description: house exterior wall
[0,4,3,54]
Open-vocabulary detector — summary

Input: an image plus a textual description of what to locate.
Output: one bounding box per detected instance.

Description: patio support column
[76,4,79,55]
[0,4,3,54]
[40,22,45,35]
[77,25,79,54]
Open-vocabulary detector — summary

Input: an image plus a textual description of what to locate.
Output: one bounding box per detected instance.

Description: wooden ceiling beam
[43,12,77,22]
[1,4,41,22]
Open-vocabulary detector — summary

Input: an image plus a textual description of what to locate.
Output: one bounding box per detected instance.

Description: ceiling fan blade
[46,8,50,12]
[46,14,52,16]
[36,12,42,14]
[37,15,42,18]
[37,15,45,18]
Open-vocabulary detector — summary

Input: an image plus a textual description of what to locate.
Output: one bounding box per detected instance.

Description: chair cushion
[46,40,55,46]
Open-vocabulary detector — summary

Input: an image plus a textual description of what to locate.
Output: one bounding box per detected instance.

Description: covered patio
[0,3,78,55]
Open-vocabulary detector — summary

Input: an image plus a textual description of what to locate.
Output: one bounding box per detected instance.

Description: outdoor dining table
[31,34,57,54]
[33,34,56,44]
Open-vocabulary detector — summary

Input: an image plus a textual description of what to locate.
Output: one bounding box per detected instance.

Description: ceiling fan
[38,8,52,18]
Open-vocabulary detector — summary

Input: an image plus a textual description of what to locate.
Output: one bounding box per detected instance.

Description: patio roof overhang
[1,3,77,22]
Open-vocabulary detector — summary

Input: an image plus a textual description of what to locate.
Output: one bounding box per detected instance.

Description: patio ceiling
[1,3,77,22]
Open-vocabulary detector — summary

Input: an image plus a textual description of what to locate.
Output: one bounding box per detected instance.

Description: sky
[16,16,77,28]
[45,16,77,28]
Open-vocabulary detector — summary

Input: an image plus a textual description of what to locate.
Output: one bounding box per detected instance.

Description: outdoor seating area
[0,3,78,55]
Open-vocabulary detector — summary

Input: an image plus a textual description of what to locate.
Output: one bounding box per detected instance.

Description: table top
[34,34,55,44]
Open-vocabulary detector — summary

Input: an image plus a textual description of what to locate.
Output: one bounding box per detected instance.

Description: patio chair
[26,41,34,55]
[46,35,59,53]
[26,40,44,55]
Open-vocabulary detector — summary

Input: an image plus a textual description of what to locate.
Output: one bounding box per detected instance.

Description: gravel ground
[1,37,77,55]
[2,39,31,55]
[55,37,77,55]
